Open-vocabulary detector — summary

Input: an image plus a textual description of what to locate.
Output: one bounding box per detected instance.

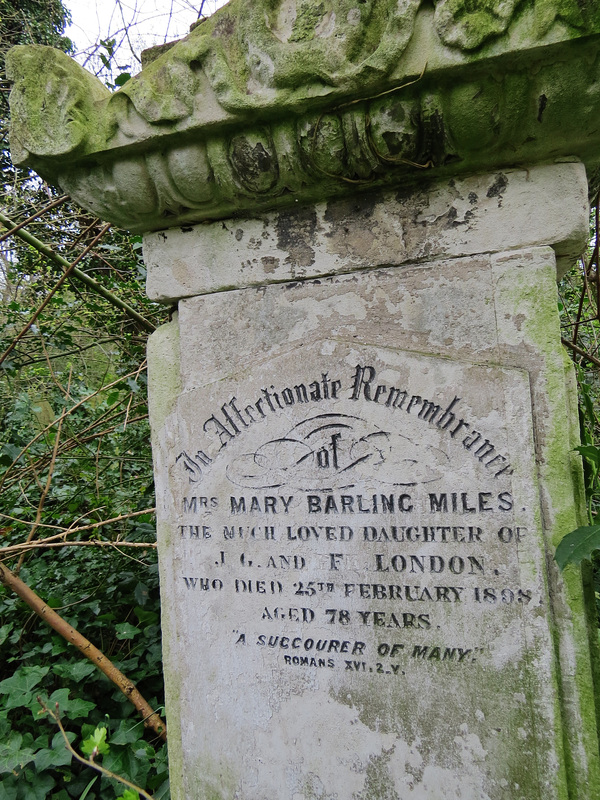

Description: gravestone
[7,2,600,798]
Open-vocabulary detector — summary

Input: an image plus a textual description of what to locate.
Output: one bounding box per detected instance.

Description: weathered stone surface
[10,3,599,797]
[5,46,110,166]
[144,162,589,302]
[7,1,600,230]
[146,168,600,797]
[149,235,600,799]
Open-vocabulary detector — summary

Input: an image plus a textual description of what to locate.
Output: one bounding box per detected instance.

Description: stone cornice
[7,0,600,232]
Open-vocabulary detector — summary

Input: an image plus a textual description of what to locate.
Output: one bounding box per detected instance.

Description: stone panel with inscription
[145,174,600,799]
[153,334,562,798]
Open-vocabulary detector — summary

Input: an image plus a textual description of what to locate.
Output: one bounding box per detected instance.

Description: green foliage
[0,218,169,795]
[0,549,169,798]
[0,4,169,795]
[556,525,600,570]
[557,199,600,630]
[0,0,72,51]
[81,726,110,758]
[92,38,133,89]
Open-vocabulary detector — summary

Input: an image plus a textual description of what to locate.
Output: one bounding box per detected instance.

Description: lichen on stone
[6,45,109,165]
[6,0,600,231]
[434,0,521,50]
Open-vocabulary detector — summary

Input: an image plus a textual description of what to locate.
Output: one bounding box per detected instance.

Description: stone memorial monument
[7,1,600,797]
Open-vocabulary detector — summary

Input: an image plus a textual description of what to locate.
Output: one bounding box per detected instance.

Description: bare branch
[0,209,155,332]
[0,563,167,741]
[14,369,69,574]
[561,337,600,369]
[0,507,156,552]
[0,194,69,245]
[2,540,157,557]
[38,698,156,800]
[0,223,112,368]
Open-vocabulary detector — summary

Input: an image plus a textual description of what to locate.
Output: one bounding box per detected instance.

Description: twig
[561,316,600,329]
[0,194,69,245]
[0,507,155,552]
[110,544,154,566]
[14,369,69,574]
[66,216,102,251]
[332,61,428,112]
[95,439,101,500]
[14,336,120,366]
[116,0,143,66]
[573,254,595,348]
[309,62,429,183]
[37,698,155,800]
[0,512,64,531]
[0,224,112,368]
[595,194,600,327]
[39,334,68,396]
[561,337,600,369]
[0,209,155,332]
[0,563,166,740]
[2,540,157,556]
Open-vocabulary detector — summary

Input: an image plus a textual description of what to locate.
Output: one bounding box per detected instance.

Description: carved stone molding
[6,0,600,231]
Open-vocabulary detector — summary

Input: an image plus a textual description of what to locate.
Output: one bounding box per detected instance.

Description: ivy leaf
[0,443,22,466]
[116,790,139,800]
[34,732,75,770]
[0,732,35,774]
[115,72,132,87]
[20,770,56,800]
[575,445,600,465]
[104,743,149,785]
[53,662,96,683]
[0,666,50,710]
[110,720,143,746]
[115,622,141,640]
[555,525,600,570]
[44,688,96,720]
[81,726,109,758]
[0,774,19,800]
[135,607,158,626]
[0,715,11,739]
[0,624,13,646]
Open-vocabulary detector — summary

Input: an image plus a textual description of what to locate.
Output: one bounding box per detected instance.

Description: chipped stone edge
[143,163,589,304]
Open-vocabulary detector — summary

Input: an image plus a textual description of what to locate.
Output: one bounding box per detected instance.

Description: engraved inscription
[169,359,532,681]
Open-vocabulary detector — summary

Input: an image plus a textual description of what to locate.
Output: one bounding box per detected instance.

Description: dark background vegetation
[1,2,169,798]
[1,2,600,798]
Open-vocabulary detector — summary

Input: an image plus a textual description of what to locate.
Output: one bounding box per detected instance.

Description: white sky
[65,0,227,77]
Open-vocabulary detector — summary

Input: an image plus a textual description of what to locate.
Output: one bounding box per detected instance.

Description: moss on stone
[6,45,109,166]
[7,3,600,230]
[490,247,600,798]
[434,0,521,50]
